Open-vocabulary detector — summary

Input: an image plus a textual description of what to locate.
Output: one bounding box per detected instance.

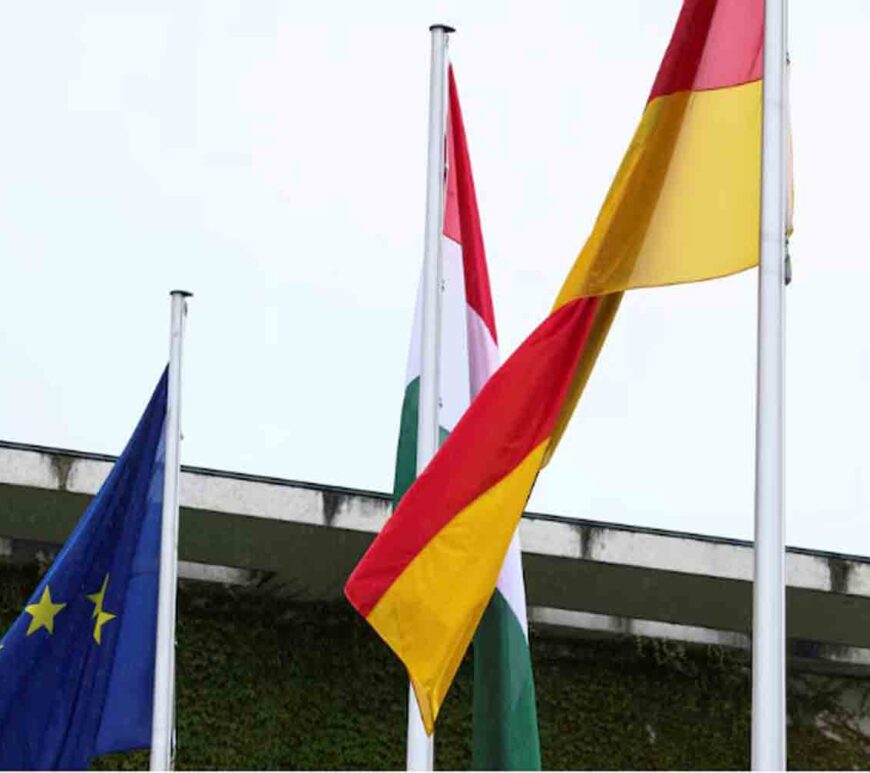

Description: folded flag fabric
[390,65,499,507]
[444,69,542,770]
[548,0,762,459]
[387,63,541,769]
[346,0,763,734]
[0,371,168,769]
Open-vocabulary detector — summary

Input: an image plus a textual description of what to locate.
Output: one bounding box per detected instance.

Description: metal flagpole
[406,23,453,773]
[150,290,192,772]
[752,0,788,769]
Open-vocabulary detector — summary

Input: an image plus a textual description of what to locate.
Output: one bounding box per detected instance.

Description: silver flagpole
[752,0,788,769]
[150,290,192,772]
[406,22,452,773]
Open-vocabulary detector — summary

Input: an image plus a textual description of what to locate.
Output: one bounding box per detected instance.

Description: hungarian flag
[389,67,541,768]
[347,0,763,734]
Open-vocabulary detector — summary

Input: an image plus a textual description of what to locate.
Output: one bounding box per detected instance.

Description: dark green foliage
[1,565,869,770]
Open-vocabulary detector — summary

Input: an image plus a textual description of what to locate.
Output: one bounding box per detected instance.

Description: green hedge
[2,564,869,769]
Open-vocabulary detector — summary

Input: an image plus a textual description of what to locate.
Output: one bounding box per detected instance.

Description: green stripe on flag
[393,377,419,507]
[393,376,451,507]
[473,589,541,770]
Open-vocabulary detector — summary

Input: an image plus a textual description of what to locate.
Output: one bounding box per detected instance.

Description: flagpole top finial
[429,24,455,34]
[170,290,194,298]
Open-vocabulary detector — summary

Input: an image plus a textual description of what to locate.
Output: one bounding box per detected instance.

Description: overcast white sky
[0,1,868,555]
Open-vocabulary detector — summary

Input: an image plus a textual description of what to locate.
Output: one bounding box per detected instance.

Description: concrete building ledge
[2,440,870,663]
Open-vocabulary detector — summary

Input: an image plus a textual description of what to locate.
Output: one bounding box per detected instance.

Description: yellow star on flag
[86,574,117,645]
[25,586,66,636]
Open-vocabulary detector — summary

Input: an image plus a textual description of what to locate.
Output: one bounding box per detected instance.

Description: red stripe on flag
[447,67,498,344]
[443,100,462,245]
[345,296,601,617]
[647,0,762,103]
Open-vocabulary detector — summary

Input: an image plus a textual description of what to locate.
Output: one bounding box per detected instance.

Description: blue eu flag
[0,370,168,769]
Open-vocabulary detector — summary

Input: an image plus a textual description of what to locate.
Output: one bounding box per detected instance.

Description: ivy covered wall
[2,563,869,770]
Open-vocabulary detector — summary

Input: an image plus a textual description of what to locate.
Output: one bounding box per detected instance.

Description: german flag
[346,0,763,733]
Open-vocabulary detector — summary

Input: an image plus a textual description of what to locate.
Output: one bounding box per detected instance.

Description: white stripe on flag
[440,235,471,431]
